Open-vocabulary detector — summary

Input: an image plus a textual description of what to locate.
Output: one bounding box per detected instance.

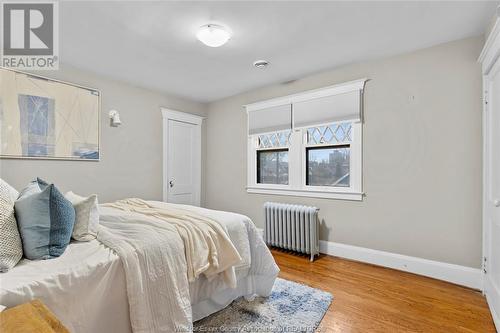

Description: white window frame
[248,130,292,190]
[245,79,366,201]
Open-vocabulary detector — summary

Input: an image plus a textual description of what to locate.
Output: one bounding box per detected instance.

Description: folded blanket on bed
[103,198,242,285]
[97,199,244,332]
[98,207,192,332]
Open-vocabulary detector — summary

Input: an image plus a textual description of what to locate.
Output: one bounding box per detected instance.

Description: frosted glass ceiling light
[196,24,231,47]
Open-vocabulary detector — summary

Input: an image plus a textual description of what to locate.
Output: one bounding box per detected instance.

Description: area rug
[194,278,333,332]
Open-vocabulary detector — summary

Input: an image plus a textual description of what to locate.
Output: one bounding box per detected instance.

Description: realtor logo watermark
[1,1,59,70]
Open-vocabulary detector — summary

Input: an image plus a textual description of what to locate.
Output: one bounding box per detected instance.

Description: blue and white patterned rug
[194,278,333,332]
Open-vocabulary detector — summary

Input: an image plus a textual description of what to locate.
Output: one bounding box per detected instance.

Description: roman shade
[248,104,292,135]
[293,90,361,128]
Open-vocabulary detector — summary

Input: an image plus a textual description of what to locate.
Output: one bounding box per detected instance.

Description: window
[257,130,291,149]
[305,123,352,187]
[257,149,289,184]
[256,130,291,185]
[306,123,352,145]
[246,79,366,200]
[307,145,350,187]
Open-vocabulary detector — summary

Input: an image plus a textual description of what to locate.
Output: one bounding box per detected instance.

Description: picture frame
[0,67,101,161]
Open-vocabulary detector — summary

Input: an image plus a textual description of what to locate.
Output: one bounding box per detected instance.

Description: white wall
[205,36,484,268]
[0,64,207,203]
[0,36,484,269]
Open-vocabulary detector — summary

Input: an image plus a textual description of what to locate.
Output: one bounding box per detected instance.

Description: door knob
[169,180,174,188]
[494,199,500,207]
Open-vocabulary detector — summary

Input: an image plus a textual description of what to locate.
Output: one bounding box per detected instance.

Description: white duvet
[102,199,243,288]
[0,202,279,333]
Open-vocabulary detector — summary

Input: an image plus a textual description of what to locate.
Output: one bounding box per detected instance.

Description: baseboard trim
[319,240,482,290]
[487,293,500,332]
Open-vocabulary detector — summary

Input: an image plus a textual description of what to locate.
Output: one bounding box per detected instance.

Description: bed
[0,201,279,332]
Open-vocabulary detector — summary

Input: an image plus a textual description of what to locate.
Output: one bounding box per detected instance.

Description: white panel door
[484,51,500,330]
[162,109,202,206]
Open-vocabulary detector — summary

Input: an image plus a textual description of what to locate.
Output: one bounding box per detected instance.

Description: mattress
[0,204,278,332]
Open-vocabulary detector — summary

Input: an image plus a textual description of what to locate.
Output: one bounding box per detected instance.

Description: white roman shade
[293,90,361,128]
[247,104,292,135]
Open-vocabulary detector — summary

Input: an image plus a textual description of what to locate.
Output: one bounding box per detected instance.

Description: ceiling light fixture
[196,24,231,47]
[253,60,269,68]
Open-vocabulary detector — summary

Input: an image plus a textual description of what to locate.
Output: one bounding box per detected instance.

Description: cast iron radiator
[264,202,320,261]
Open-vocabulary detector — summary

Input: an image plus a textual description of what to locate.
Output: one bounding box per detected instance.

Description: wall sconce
[109,110,122,127]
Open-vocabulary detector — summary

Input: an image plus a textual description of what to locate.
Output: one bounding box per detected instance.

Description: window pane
[257,150,289,185]
[307,146,350,187]
[258,130,291,149]
[307,122,352,145]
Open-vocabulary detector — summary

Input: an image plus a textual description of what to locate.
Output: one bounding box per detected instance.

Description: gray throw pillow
[15,178,75,260]
[0,179,23,272]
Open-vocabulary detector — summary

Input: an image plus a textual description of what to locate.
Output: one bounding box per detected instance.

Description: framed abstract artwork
[0,68,100,161]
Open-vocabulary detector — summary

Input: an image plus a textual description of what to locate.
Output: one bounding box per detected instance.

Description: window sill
[246,186,364,201]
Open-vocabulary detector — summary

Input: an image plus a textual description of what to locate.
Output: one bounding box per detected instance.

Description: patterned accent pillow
[15,178,75,260]
[2,179,19,202]
[65,191,99,241]
[0,179,23,272]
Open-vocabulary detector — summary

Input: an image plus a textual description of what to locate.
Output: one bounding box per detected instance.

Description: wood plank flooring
[271,249,496,333]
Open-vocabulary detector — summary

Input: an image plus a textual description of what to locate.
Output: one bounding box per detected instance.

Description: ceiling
[61,1,498,103]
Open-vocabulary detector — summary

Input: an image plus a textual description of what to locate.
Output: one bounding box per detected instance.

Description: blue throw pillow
[14,178,75,260]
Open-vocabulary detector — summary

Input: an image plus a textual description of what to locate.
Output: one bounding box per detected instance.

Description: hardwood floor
[271,249,496,333]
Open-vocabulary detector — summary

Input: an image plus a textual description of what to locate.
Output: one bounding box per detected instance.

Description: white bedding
[0,240,131,332]
[0,203,279,332]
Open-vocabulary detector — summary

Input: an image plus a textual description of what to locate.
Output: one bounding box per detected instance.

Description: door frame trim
[486,279,500,330]
[161,107,204,205]
[480,11,500,332]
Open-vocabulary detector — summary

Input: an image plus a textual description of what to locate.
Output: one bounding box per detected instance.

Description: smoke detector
[253,60,269,68]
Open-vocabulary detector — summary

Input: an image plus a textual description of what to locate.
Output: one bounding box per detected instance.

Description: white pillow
[0,179,22,271]
[65,191,99,241]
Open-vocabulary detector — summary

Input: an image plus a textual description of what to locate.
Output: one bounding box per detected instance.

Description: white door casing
[479,12,500,331]
[162,108,203,206]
